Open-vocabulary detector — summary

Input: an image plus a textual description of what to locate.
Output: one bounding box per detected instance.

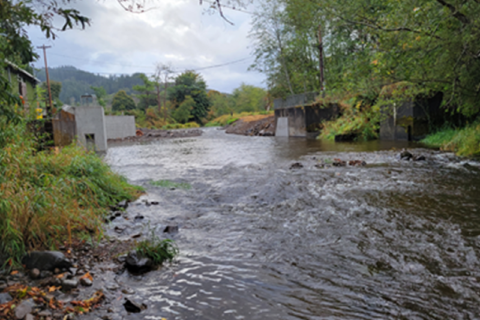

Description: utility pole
[317,24,325,97]
[37,45,53,115]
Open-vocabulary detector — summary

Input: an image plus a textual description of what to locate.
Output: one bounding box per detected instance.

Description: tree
[90,86,107,107]
[172,96,194,124]
[133,74,157,110]
[152,63,173,119]
[231,84,267,113]
[168,71,211,124]
[112,90,136,111]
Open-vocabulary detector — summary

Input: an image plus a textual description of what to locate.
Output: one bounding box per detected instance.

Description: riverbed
[95,128,480,319]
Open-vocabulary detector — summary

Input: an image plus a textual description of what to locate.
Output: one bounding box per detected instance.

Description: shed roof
[4,60,41,84]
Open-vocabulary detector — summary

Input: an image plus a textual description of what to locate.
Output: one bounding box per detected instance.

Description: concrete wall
[380,93,444,141]
[74,106,108,152]
[105,116,136,140]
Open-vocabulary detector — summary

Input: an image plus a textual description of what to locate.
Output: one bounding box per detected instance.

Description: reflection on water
[100,128,480,320]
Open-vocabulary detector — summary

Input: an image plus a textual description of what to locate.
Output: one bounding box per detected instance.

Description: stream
[97,128,480,320]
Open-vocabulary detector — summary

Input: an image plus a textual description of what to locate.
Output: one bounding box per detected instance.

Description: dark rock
[22,251,72,271]
[125,251,154,274]
[150,201,159,205]
[332,158,346,167]
[121,288,135,295]
[414,155,426,161]
[114,226,126,234]
[289,162,303,169]
[348,160,367,166]
[131,233,142,239]
[314,164,325,169]
[400,150,413,160]
[40,270,53,279]
[163,225,179,234]
[123,298,147,313]
[14,298,35,319]
[0,292,12,304]
[117,200,129,209]
[114,211,122,217]
[61,279,79,291]
[29,268,40,279]
[80,277,92,287]
[116,254,127,263]
[37,310,52,317]
[134,215,144,221]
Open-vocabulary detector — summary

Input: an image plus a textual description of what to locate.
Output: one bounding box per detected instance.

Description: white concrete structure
[275,117,289,137]
[105,115,136,140]
[62,105,108,152]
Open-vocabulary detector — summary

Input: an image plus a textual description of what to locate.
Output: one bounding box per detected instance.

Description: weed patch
[150,180,191,190]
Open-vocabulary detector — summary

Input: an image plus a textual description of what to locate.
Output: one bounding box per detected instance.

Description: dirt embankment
[225,115,275,136]
[108,128,203,142]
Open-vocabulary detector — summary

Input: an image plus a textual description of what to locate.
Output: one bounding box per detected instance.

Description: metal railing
[273,92,318,110]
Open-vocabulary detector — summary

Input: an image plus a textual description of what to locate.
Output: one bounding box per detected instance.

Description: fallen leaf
[80,272,93,282]
[10,270,18,275]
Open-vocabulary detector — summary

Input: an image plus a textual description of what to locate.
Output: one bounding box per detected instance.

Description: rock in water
[400,150,413,160]
[22,251,72,271]
[289,162,304,169]
[125,251,154,274]
[123,298,147,313]
[163,226,179,234]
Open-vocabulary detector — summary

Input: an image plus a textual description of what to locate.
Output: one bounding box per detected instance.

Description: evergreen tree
[112,90,136,111]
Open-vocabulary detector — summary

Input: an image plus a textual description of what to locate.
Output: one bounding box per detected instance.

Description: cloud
[28,0,265,93]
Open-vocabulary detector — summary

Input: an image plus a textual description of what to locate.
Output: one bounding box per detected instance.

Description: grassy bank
[0,120,143,267]
[205,111,273,127]
[421,122,480,157]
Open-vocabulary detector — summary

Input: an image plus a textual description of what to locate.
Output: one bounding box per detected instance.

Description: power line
[37,53,253,76]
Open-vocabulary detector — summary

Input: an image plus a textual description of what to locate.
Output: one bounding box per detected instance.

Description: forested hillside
[35,66,144,104]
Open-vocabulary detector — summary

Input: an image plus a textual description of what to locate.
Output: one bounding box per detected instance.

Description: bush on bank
[421,121,480,157]
[0,120,143,267]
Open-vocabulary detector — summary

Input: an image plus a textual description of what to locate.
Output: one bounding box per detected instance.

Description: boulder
[22,251,72,271]
[125,251,154,274]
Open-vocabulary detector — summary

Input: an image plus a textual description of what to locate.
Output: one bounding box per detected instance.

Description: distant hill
[35,66,144,104]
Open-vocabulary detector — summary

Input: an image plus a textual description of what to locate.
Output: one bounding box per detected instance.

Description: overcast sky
[28,0,264,93]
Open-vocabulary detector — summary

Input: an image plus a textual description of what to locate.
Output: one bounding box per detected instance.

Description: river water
[102,128,480,320]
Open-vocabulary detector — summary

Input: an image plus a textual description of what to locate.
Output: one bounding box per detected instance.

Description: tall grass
[422,121,480,156]
[0,120,143,266]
